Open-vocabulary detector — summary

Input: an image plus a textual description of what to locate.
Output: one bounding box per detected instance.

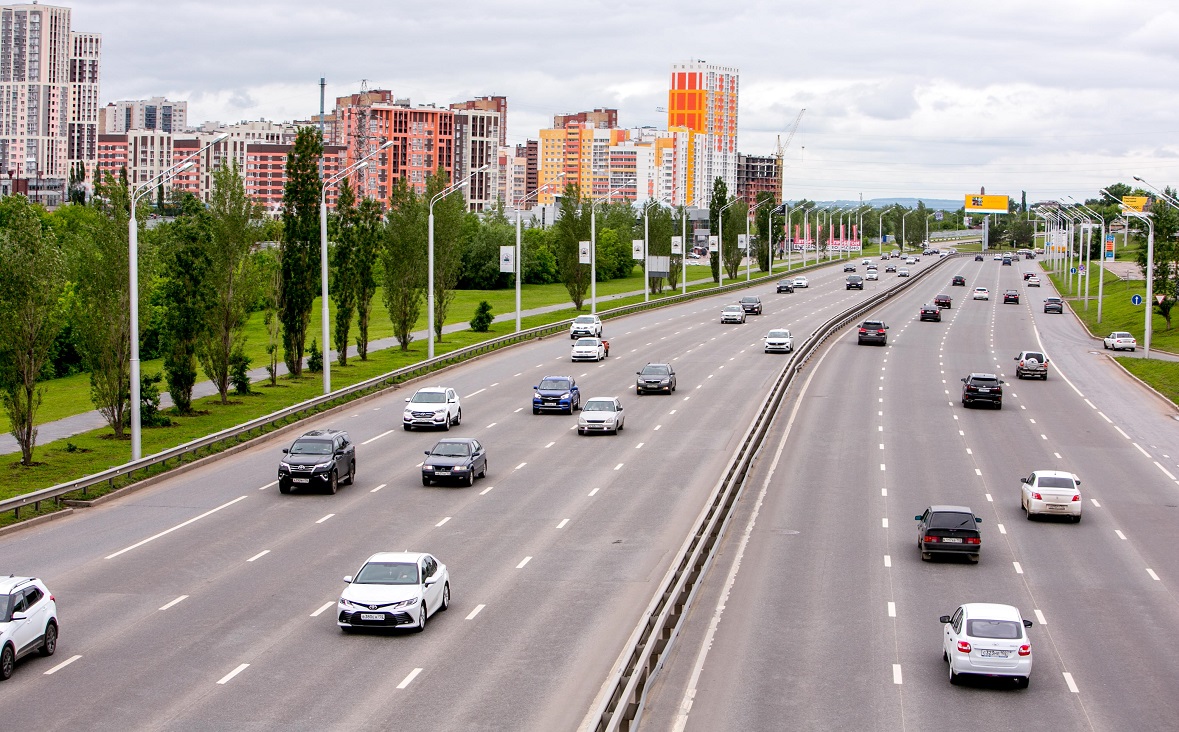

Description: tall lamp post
[746,197,771,280]
[642,197,671,301]
[878,210,886,256]
[590,188,623,314]
[717,198,739,289]
[515,173,566,331]
[319,140,394,394]
[1105,187,1154,358]
[128,133,227,461]
[429,166,488,358]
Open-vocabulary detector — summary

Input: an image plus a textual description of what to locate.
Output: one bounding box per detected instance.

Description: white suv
[403,387,461,431]
[1,576,58,680]
[570,314,602,339]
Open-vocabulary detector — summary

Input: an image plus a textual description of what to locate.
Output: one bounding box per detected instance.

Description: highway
[642,256,1179,731]
[0,256,931,730]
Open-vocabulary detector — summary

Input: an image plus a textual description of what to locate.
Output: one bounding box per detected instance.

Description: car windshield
[971,377,998,386]
[967,619,1022,639]
[1023,353,1044,361]
[1113,332,1130,338]
[929,512,975,530]
[1037,476,1076,489]
[574,316,596,324]
[410,391,445,403]
[538,379,571,390]
[741,297,758,303]
[576,338,599,346]
[723,306,742,312]
[431,442,471,457]
[1006,291,1018,295]
[641,365,670,375]
[1047,298,1061,302]
[355,561,419,585]
[767,330,790,338]
[584,401,616,412]
[288,439,332,455]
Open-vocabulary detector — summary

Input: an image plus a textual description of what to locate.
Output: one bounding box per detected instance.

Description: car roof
[0,575,38,593]
[539,375,573,381]
[1031,469,1077,479]
[928,504,975,514]
[642,362,672,367]
[412,386,449,394]
[299,429,346,438]
[960,603,1023,621]
[740,295,760,300]
[363,551,429,564]
[584,396,619,402]
[433,437,477,445]
[723,304,743,309]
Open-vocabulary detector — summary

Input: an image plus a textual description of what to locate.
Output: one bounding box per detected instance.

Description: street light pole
[589,188,623,314]
[643,197,671,301]
[428,166,487,358]
[747,197,770,280]
[717,198,738,289]
[515,174,565,332]
[1106,187,1155,358]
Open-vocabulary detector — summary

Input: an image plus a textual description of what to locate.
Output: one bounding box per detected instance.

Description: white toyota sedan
[578,397,625,435]
[1020,470,1082,521]
[571,337,606,362]
[972,287,990,300]
[1103,331,1136,351]
[792,276,809,288]
[338,552,449,632]
[763,329,795,353]
[941,603,1033,688]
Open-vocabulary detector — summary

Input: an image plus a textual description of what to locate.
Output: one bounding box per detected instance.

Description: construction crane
[775,108,806,200]
[351,79,374,198]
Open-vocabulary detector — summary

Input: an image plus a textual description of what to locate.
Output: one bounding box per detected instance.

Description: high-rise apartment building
[523,139,538,203]
[668,60,739,206]
[736,152,780,206]
[68,30,100,178]
[452,107,500,211]
[554,108,618,130]
[451,95,507,147]
[536,121,630,205]
[101,96,187,134]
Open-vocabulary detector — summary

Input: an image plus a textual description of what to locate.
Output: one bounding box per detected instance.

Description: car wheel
[415,604,427,633]
[327,470,338,495]
[1103,342,1109,350]
[1073,515,1082,524]
[0,643,14,681]
[404,424,413,431]
[968,555,980,564]
[455,409,461,426]
[345,461,355,486]
[1016,676,1030,689]
[479,460,487,479]
[949,663,961,686]
[422,476,431,486]
[961,400,968,408]
[1016,372,1023,380]
[1130,347,1135,352]
[1026,505,1034,520]
[995,401,1002,410]
[921,552,931,561]
[533,408,540,415]
[444,415,451,431]
[943,650,949,662]
[440,582,450,611]
[278,482,291,495]
[40,622,57,656]
[578,428,585,435]
[466,471,475,487]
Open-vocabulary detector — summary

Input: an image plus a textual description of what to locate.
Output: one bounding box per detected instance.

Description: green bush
[307,339,323,373]
[230,346,253,395]
[470,300,494,332]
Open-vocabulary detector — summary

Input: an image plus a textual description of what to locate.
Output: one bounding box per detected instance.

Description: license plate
[292,478,310,484]
[360,613,384,621]
[1047,504,1065,510]
[545,400,556,404]
[941,537,963,543]
[978,388,990,392]
[435,470,450,476]
[980,650,1008,658]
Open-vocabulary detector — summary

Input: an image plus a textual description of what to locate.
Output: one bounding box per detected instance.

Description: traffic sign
[1131,294,1143,306]
[1070,267,1077,274]
[1159,295,1167,305]
[1105,251,1114,260]
[1078,266,1086,274]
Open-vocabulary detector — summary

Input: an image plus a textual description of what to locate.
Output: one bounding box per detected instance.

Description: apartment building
[101,96,187,134]
[94,129,171,188]
[736,152,780,207]
[668,60,739,206]
[537,120,630,205]
[67,30,100,178]
[554,108,617,130]
[452,107,499,211]
[244,142,345,218]
[451,95,506,147]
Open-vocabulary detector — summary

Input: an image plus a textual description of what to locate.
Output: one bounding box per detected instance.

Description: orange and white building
[668,60,739,205]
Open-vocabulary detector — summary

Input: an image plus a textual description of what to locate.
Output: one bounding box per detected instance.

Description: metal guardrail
[0,258,836,521]
[583,255,955,731]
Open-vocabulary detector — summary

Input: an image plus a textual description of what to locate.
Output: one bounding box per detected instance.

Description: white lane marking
[490,382,499,387]
[614,463,624,470]
[1091,499,1101,507]
[556,519,570,529]
[480,485,494,495]
[1084,399,1096,409]
[880,464,886,471]
[362,430,393,445]
[1054,452,1062,459]
[1115,530,1127,540]
[516,556,532,569]
[879,444,884,450]
[159,595,189,611]
[975,468,982,476]
[316,514,335,524]
[466,604,486,620]
[436,517,451,528]
[465,388,486,398]
[1098,411,1112,423]
[1155,462,1177,480]
[217,663,250,685]
[1115,426,1131,439]
[486,422,497,429]
[884,555,892,568]
[1034,609,1047,625]
[43,654,82,675]
[881,488,888,497]
[878,426,883,432]
[1029,419,1036,424]
[882,518,889,528]
[247,550,270,562]
[655,425,662,431]
[1013,562,1024,574]
[397,668,424,689]
[1133,443,1151,458]
[887,602,896,617]
[1041,434,1048,440]
[985,494,993,502]
[959,430,965,436]
[260,480,277,491]
[544,441,555,449]
[105,496,248,559]
[892,664,903,685]
[966,448,973,455]
[514,407,523,413]
[998,524,1007,535]
[1147,568,1160,581]
[514,462,527,470]
[311,601,334,617]
[371,483,386,493]
[514,372,522,377]
[589,488,599,497]
[1063,672,1079,693]
[670,409,677,415]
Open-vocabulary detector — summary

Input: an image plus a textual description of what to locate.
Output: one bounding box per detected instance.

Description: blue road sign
[1070,267,1077,274]
[1132,294,1143,306]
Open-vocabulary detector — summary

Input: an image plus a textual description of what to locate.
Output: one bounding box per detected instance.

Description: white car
[763,329,795,353]
[897,268,910,277]
[861,258,871,265]
[1026,276,1041,287]
[865,270,879,281]
[1103,331,1136,351]
[792,276,809,288]
[569,314,602,339]
[338,552,449,632]
[972,287,990,300]
[993,253,1003,260]
[906,257,917,265]
[941,603,1033,688]
[403,387,461,431]
[0,576,59,680]
[578,396,625,435]
[571,337,606,361]
[720,305,746,324]
[1020,470,1082,522]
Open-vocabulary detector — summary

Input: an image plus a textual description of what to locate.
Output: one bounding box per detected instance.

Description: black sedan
[919,304,942,322]
[422,438,487,487]
[916,505,982,562]
[776,280,795,293]
[951,275,966,286]
[1003,290,1020,304]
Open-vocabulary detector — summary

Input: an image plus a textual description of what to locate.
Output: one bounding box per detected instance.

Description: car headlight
[314,461,333,470]
[560,392,571,399]
[534,392,543,399]
[453,465,469,471]
[423,465,435,472]
[390,598,419,609]
[279,462,291,473]
[340,598,361,609]
[435,409,446,416]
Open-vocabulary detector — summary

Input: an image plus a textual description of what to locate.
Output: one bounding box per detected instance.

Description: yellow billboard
[964,194,1010,214]
[1121,196,1149,212]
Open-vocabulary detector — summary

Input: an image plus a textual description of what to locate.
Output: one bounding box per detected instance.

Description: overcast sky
[73,0,1178,204]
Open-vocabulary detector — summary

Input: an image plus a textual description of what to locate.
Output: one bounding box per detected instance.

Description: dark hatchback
[1003,290,1020,304]
[1044,297,1064,314]
[920,304,942,322]
[533,376,580,414]
[278,429,356,494]
[776,279,795,293]
[858,320,889,345]
[636,363,677,394]
[961,373,1004,409]
[422,438,487,487]
[952,276,966,286]
[916,505,982,562]
[934,294,952,308]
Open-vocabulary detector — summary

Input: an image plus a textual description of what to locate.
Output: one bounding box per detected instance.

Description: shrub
[307,339,323,373]
[470,300,494,332]
[230,346,253,395]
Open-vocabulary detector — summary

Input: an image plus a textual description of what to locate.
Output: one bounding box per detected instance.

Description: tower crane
[775,108,805,200]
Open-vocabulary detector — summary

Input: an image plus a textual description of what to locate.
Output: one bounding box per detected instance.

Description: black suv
[919,304,942,322]
[776,279,794,293]
[916,505,982,562]
[858,320,889,345]
[278,429,356,494]
[961,373,1004,409]
[636,363,677,394]
[974,254,984,261]
[846,275,864,290]
[739,296,763,315]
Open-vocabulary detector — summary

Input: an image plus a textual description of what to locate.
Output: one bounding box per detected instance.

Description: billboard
[1121,196,1149,212]
[633,239,644,260]
[671,235,683,255]
[579,241,591,264]
[737,234,748,251]
[499,246,514,273]
[964,194,1009,214]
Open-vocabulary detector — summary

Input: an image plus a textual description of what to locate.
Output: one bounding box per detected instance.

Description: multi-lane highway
[1,256,933,730]
[642,255,1179,731]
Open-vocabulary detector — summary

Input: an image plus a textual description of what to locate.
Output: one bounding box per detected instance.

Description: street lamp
[319,140,395,394]
[590,188,624,314]
[746,197,771,280]
[128,132,227,461]
[515,173,565,332]
[643,196,672,301]
[717,198,739,289]
[1069,195,1105,315]
[1104,187,1155,358]
[428,165,488,358]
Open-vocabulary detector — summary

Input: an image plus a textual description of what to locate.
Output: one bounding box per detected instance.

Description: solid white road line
[480,485,494,495]
[436,517,451,527]
[246,550,270,562]
[892,664,903,685]
[466,604,485,620]
[1115,530,1127,540]
[397,668,423,689]
[105,495,248,559]
[361,430,393,445]
[311,601,334,617]
[316,514,335,524]
[1146,568,1161,581]
[43,654,82,675]
[516,556,532,569]
[556,519,569,529]
[888,602,896,617]
[1013,562,1024,574]
[217,663,250,685]
[159,595,188,611]
[370,483,386,493]
[1063,672,1079,693]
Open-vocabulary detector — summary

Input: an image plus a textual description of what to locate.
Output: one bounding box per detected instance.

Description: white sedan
[897,268,910,277]
[338,552,449,632]
[578,397,625,435]
[571,337,606,362]
[865,270,879,281]
[1026,276,1041,287]
[763,329,795,353]
[941,603,1033,688]
[792,276,809,288]
[1020,470,1082,521]
[972,287,990,300]
[1103,331,1136,351]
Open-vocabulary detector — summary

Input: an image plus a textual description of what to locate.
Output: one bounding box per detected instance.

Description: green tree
[279,127,323,377]
[645,204,674,293]
[353,196,383,360]
[721,199,747,280]
[522,226,559,284]
[553,184,591,309]
[0,196,66,465]
[427,168,469,341]
[460,211,512,289]
[331,179,358,366]
[667,205,689,290]
[383,178,426,350]
[708,178,728,282]
[159,198,215,414]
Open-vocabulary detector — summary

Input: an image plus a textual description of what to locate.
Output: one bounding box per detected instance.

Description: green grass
[1115,357,1179,406]
[1044,267,1179,354]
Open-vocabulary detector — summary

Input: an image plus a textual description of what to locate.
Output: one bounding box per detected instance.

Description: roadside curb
[1102,354,1179,411]
[0,508,73,538]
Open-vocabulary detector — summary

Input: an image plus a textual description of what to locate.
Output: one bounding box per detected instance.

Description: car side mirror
[424,450,431,455]
[10,611,27,622]
[636,372,642,375]
[533,386,538,390]
[975,517,982,523]
[939,615,952,624]
[343,576,353,584]
[334,450,343,458]
[405,397,411,402]
[1014,356,1019,361]
[424,577,436,587]
[1020,477,1029,484]
[1074,479,1081,485]
[1023,619,1034,628]
[960,377,967,383]
[282,448,289,454]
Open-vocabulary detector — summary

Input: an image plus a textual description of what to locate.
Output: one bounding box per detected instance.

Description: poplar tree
[331,180,357,366]
[279,127,323,377]
[353,196,383,360]
[553,184,590,309]
[383,178,426,350]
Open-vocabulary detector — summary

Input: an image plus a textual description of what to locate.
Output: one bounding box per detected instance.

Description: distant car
[0,576,58,681]
[897,267,910,277]
[1027,276,1041,287]
[952,275,966,287]
[578,397,625,435]
[720,305,747,324]
[865,270,879,281]
[934,294,952,309]
[843,263,856,272]
[403,386,462,431]
[941,603,1033,688]
[1001,256,1013,266]
[533,376,580,414]
[763,328,795,353]
[1022,272,1036,281]
[885,264,897,273]
[635,363,676,394]
[739,295,763,314]
[974,254,984,261]
[1002,290,1020,304]
[906,257,917,265]
[972,287,990,300]
[422,437,487,486]
[571,337,606,361]
[279,429,356,494]
[570,314,602,339]
[1014,350,1049,380]
[1103,331,1136,351]
[858,319,889,345]
[993,253,1003,261]
[776,279,795,293]
[1043,297,1063,314]
[961,373,1003,409]
[862,259,871,265]
[792,276,809,288]
[916,505,982,562]
[1020,470,1082,522]
[846,275,864,290]
[338,552,449,632]
[920,304,942,322]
